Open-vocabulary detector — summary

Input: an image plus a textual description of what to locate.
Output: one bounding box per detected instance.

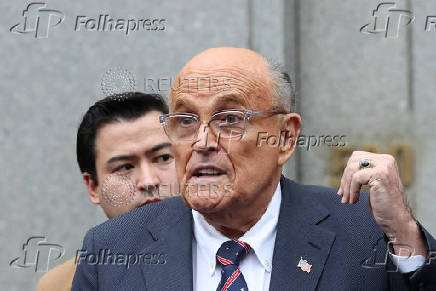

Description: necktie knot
[216,240,251,267]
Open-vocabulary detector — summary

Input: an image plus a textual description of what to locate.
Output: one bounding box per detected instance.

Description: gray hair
[267,61,295,112]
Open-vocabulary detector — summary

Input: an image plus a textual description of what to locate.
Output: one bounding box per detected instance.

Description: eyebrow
[106,155,134,165]
[106,142,171,165]
[145,142,171,155]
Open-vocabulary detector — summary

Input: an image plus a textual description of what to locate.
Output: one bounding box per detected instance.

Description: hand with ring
[337,151,428,256]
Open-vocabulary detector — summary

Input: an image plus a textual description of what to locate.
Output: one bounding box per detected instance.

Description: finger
[343,151,377,202]
[341,157,361,203]
[349,168,374,204]
[338,155,354,200]
[337,186,342,196]
[338,151,360,196]
[339,166,352,202]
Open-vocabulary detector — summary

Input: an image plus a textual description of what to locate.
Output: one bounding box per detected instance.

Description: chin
[181,193,218,211]
[183,189,235,213]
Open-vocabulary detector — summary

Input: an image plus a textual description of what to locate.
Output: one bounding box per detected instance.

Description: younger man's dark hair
[76,92,168,185]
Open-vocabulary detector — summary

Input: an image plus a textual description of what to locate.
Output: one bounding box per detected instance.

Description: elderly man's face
[169,48,297,214]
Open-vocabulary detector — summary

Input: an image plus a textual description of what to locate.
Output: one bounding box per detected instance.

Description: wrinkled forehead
[169,62,274,111]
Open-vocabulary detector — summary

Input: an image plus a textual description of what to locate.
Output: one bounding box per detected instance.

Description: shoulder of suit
[281,176,373,221]
[86,196,187,242]
[36,257,76,291]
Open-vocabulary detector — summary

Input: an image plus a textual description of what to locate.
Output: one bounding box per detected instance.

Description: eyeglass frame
[159,108,289,142]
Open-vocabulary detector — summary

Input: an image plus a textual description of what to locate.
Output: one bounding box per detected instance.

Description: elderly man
[72,48,436,290]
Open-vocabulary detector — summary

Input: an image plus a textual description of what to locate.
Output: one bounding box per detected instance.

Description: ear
[277,112,301,166]
[83,173,100,205]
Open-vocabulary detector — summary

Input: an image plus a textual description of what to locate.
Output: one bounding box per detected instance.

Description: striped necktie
[216,240,251,291]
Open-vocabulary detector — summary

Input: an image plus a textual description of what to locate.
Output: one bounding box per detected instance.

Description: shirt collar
[192,182,282,275]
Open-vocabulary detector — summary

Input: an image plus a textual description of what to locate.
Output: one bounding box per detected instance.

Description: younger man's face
[86,111,177,218]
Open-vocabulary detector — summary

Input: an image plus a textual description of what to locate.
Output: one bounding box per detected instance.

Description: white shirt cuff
[389,252,426,273]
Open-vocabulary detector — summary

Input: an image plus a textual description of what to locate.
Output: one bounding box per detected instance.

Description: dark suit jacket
[72,176,436,290]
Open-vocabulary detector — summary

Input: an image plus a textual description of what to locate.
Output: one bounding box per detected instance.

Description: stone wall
[1,0,435,289]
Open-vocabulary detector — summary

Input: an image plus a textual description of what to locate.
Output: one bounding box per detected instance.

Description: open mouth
[192,167,226,178]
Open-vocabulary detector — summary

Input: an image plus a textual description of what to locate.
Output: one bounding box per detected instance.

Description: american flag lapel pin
[297,257,312,273]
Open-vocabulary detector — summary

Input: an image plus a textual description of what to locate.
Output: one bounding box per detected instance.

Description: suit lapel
[139,178,336,291]
[269,177,336,291]
[140,199,193,291]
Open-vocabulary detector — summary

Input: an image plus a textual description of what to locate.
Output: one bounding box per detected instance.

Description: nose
[135,162,160,193]
[191,123,220,152]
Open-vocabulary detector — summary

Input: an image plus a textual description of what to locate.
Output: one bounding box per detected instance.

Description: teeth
[196,168,222,176]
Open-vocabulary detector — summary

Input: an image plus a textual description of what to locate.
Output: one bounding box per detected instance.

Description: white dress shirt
[192,183,281,291]
[192,182,425,290]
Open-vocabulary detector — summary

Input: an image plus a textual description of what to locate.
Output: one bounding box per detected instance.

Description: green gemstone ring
[359,159,374,169]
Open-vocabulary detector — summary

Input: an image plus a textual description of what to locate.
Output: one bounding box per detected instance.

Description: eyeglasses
[159,108,288,141]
